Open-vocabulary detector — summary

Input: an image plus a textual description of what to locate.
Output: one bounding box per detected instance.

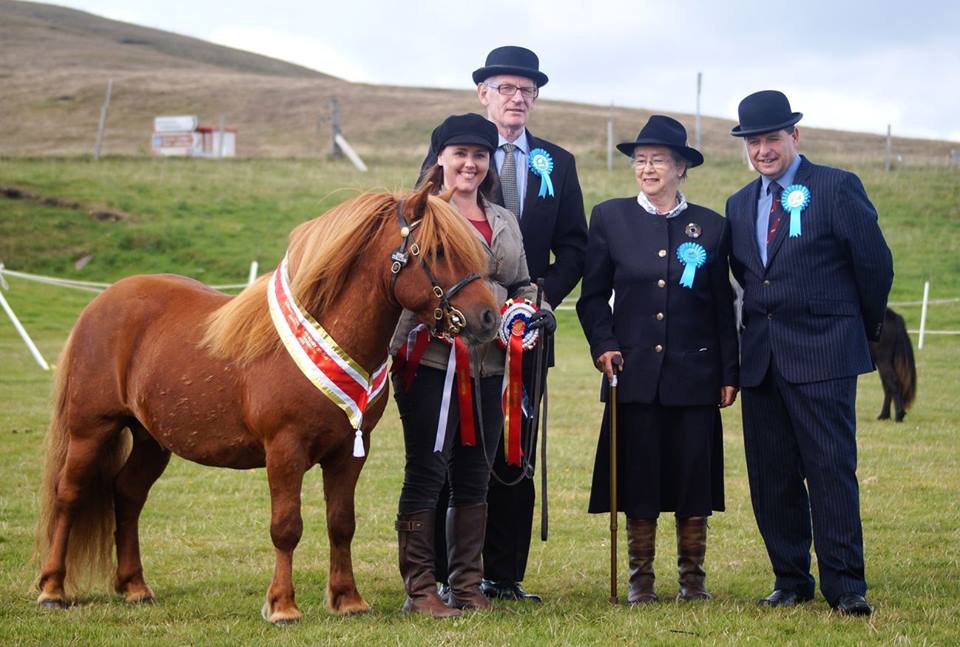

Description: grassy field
[1,155,959,645]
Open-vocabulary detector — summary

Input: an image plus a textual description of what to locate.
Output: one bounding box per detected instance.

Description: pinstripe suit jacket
[726,156,894,387]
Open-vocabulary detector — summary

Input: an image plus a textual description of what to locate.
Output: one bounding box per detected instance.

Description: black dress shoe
[511,583,542,603]
[757,589,814,607]
[833,593,873,616]
[480,579,542,602]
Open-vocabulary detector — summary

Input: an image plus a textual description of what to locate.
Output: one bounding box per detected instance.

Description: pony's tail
[891,312,917,410]
[34,330,131,593]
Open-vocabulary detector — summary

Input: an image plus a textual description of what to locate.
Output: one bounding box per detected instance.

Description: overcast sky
[55,0,960,142]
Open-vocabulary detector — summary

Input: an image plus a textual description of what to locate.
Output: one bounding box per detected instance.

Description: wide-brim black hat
[731,90,803,137]
[472,45,548,87]
[431,113,499,154]
[616,115,704,167]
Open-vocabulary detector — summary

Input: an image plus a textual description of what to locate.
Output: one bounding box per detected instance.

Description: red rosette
[497,299,538,466]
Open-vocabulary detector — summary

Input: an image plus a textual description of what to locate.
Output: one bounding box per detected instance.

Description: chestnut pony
[34,184,499,623]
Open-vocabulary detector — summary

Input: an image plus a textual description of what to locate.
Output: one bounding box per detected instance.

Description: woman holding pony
[389,113,554,617]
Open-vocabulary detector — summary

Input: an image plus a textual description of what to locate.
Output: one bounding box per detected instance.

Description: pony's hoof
[333,598,370,616]
[37,595,68,609]
[328,585,370,615]
[261,601,301,625]
[122,584,156,604]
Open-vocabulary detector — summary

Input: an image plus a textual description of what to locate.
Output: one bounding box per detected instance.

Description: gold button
[658,249,667,257]
[657,279,666,288]
[654,344,663,353]
[656,312,664,321]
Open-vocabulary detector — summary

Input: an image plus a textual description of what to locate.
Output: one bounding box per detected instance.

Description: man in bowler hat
[726,90,893,615]
[420,45,588,602]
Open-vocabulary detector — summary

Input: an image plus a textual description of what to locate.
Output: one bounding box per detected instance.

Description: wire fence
[1,263,957,372]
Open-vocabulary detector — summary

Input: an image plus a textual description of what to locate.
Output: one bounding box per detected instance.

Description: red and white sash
[268,255,387,458]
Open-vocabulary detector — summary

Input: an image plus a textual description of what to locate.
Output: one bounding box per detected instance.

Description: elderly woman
[390,113,553,617]
[576,115,738,604]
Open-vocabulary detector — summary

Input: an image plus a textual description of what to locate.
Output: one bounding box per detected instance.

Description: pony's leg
[37,429,118,607]
[113,424,171,603]
[321,451,369,615]
[261,438,308,625]
[893,383,907,423]
[879,393,892,420]
[877,361,896,420]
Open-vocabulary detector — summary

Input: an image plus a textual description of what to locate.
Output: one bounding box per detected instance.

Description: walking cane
[608,355,622,605]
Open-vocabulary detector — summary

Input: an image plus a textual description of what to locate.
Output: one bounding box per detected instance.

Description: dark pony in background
[33,184,498,623]
[869,307,917,422]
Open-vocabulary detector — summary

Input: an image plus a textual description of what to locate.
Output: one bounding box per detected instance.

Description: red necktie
[767,182,784,245]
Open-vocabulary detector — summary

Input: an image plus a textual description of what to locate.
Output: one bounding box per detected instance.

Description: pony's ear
[438,187,456,203]
[407,181,433,220]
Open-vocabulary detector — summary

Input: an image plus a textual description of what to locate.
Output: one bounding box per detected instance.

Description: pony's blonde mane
[202,191,486,364]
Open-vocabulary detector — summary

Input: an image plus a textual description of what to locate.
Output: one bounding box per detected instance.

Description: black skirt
[588,401,724,519]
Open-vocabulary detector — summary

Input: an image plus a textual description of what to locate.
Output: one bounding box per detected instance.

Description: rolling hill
[0,0,955,163]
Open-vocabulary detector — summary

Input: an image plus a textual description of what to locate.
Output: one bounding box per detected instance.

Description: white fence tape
[0,262,260,370]
[2,263,956,373]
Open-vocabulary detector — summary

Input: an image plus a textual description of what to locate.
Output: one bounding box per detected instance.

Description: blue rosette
[781,184,811,237]
[528,148,555,198]
[676,242,707,289]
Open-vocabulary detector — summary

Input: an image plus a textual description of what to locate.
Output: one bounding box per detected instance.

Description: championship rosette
[781,184,811,238]
[497,299,540,466]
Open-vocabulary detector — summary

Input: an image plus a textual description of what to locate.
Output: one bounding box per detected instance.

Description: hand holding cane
[608,354,622,605]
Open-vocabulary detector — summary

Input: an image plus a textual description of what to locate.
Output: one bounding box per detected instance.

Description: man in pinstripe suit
[726,90,893,616]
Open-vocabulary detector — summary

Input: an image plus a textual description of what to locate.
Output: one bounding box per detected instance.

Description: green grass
[1,156,959,645]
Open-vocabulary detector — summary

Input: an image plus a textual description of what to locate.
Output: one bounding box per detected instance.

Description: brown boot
[676,516,711,601]
[626,517,658,604]
[445,503,491,610]
[396,511,462,618]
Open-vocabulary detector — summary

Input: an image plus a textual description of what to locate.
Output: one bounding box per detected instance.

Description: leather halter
[390,200,482,336]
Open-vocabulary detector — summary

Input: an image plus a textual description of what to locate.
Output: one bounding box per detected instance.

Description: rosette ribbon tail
[454,337,476,447]
[679,263,697,289]
[788,207,802,237]
[502,333,524,466]
[538,173,555,198]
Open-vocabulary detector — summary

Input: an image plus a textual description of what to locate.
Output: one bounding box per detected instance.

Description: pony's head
[383,183,499,345]
[203,184,499,365]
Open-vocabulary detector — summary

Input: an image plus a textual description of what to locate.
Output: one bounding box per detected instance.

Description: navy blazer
[577,200,739,406]
[726,156,894,387]
[419,129,587,308]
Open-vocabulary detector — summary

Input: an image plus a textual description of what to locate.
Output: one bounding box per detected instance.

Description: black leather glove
[527,309,556,335]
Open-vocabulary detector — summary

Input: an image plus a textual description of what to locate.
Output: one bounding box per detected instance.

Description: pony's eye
[434,246,445,259]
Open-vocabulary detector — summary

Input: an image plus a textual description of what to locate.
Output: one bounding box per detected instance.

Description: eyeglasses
[486,82,539,100]
[632,156,672,170]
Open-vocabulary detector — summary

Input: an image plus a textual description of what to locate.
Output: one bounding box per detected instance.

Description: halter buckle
[433,285,444,298]
[447,308,466,334]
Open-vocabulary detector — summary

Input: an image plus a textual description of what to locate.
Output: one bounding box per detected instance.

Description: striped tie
[500,143,520,218]
[767,181,784,245]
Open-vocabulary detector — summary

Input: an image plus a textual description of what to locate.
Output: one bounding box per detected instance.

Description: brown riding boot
[676,516,711,601]
[396,510,462,618]
[445,503,492,610]
[626,517,658,604]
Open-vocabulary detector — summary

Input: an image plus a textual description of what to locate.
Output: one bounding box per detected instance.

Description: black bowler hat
[731,90,803,137]
[431,113,499,154]
[616,115,704,167]
[472,45,549,87]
